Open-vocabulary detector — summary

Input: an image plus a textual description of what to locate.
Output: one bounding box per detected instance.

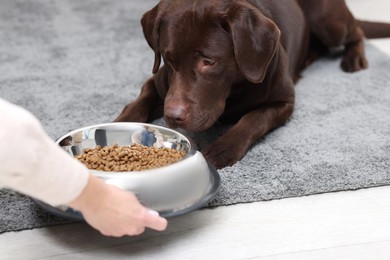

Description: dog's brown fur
[115,0,390,169]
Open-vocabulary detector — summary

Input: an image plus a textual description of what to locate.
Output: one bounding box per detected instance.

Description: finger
[143,209,168,231]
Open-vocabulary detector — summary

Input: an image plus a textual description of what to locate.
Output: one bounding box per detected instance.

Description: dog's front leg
[203,102,294,169]
[114,77,163,123]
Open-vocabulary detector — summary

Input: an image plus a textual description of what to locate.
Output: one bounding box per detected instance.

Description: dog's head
[142,0,280,131]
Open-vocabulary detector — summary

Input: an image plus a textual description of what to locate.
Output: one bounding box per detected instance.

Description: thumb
[143,209,168,231]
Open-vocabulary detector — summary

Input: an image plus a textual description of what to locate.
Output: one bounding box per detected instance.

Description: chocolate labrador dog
[115,0,390,169]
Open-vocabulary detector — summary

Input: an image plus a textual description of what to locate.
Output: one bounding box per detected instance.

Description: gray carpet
[1,0,390,234]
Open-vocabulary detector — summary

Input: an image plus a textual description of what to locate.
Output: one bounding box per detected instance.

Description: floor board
[2,185,390,259]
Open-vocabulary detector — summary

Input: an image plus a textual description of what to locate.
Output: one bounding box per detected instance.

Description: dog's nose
[165,106,188,125]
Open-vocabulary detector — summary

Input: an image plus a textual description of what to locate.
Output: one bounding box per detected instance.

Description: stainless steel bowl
[34,123,220,219]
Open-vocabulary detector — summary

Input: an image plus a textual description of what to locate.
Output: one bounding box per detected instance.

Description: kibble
[75,143,186,172]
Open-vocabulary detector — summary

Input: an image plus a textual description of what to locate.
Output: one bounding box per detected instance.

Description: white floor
[1,0,390,259]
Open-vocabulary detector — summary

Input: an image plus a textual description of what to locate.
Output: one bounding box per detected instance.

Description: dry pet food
[75,143,186,172]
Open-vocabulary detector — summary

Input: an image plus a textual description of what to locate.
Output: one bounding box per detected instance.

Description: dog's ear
[141,4,161,74]
[224,3,281,83]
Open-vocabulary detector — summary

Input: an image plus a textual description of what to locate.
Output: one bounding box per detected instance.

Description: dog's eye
[203,59,215,66]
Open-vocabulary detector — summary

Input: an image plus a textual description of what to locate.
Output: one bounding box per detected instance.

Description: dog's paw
[341,51,368,73]
[202,139,247,169]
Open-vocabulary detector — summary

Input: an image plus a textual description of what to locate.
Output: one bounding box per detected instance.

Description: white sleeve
[0,98,89,206]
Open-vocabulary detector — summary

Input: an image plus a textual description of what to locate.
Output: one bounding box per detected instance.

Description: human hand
[68,174,168,237]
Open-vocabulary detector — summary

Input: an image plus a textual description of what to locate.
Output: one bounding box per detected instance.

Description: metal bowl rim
[56,122,199,176]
